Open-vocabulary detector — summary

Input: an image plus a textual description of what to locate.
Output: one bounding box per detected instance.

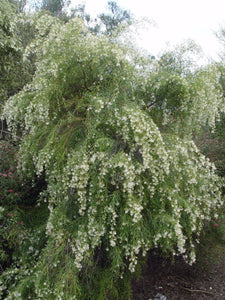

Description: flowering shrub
[0,202,48,300]
[1,15,224,299]
[139,57,224,137]
[0,1,35,116]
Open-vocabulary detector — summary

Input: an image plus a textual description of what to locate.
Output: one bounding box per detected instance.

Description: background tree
[7,0,27,12]
[99,1,132,35]
[40,0,70,16]
[69,1,133,36]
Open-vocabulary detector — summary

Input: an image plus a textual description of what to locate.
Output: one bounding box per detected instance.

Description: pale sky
[70,0,225,62]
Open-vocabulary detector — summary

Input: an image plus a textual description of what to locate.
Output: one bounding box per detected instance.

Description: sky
[70,0,225,62]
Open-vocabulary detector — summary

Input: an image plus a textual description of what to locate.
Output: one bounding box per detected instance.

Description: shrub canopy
[1,14,224,299]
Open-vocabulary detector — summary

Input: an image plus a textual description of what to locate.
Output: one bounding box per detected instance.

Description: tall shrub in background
[1,14,224,299]
[194,60,225,178]
[135,42,224,137]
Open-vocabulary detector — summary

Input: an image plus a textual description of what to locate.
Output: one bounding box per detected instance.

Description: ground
[132,241,225,300]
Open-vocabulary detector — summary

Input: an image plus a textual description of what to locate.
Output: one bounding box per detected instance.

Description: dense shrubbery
[0,1,35,116]
[1,0,225,297]
[0,12,224,299]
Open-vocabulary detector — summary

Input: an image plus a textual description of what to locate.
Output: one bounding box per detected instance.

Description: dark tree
[99,1,132,35]
[41,0,70,16]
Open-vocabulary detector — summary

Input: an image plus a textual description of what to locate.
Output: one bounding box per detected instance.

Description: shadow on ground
[132,245,225,300]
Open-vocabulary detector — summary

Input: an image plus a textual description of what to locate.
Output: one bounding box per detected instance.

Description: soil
[131,244,225,300]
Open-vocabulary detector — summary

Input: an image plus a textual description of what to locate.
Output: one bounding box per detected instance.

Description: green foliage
[40,0,70,16]
[0,139,46,207]
[70,1,132,37]
[0,140,48,300]
[98,1,132,36]
[136,44,224,136]
[0,0,19,111]
[0,140,21,209]
[195,127,225,177]
[1,14,224,299]
[0,201,48,299]
[0,207,24,269]
[194,62,225,178]
[8,0,27,12]
[0,1,35,117]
